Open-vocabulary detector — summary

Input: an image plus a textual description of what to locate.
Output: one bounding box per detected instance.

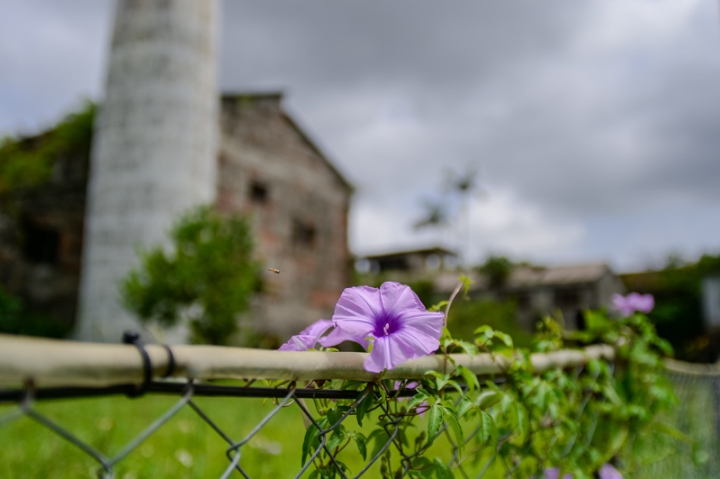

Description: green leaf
[427,404,444,443]
[368,428,391,459]
[456,365,480,392]
[493,331,513,348]
[408,391,431,410]
[444,408,464,446]
[514,403,528,441]
[433,458,454,479]
[477,410,497,446]
[476,390,501,409]
[446,379,464,395]
[327,426,347,451]
[355,390,373,427]
[457,396,473,419]
[327,406,349,426]
[353,432,368,460]
[429,300,449,312]
[301,424,320,466]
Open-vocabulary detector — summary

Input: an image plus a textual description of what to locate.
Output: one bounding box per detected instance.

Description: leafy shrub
[0,286,71,338]
[447,297,531,348]
[122,206,259,345]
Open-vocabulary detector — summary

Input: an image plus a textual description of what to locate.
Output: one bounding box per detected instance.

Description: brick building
[0,93,353,341]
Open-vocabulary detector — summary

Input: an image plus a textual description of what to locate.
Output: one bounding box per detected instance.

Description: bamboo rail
[664,357,720,376]
[0,334,615,388]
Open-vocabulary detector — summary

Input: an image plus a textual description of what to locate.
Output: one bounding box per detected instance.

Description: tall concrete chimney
[76,0,218,342]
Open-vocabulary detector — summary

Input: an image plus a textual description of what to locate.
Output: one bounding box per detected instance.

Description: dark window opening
[249,180,269,204]
[23,222,60,265]
[377,257,409,272]
[555,289,580,309]
[292,219,316,247]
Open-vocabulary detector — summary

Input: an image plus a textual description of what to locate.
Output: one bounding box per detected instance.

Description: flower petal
[379,282,427,318]
[396,309,444,340]
[390,327,440,357]
[299,319,334,338]
[278,335,315,351]
[318,325,370,350]
[364,335,409,373]
[332,286,383,337]
[278,319,334,351]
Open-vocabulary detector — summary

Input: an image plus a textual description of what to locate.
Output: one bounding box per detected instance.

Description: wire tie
[161,344,176,378]
[122,330,152,397]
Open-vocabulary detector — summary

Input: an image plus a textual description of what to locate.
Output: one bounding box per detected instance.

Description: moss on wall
[0,101,95,193]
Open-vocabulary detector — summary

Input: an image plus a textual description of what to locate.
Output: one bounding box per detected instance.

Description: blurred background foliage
[0,285,71,338]
[0,101,94,193]
[623,254,720,362]
[121,206,261,346]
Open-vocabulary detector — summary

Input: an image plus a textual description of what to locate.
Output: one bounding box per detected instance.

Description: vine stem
[444,282,465,328]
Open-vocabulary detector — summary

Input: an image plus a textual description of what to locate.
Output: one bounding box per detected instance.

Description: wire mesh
[0,378,538,479]
[0,350,717,478]
[632,372,720,479]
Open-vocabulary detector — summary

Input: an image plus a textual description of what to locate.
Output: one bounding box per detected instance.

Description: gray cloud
[2,0,719,270]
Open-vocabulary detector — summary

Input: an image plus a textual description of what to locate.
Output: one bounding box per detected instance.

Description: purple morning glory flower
[612,292,655,316]
[331,282,444,373]
[598,464,623,479]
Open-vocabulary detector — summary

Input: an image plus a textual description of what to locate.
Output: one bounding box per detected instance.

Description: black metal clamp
[121,330,176,397]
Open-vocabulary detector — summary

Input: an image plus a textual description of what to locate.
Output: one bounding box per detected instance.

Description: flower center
[373,313,400,337]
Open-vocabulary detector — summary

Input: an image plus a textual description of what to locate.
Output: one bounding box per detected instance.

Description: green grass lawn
[0,389,506,478]
[0,393,325,478]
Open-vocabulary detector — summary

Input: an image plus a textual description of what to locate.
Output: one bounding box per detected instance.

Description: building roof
[220,91,354,192]
[362,246,458,261]
[505,263,611,289]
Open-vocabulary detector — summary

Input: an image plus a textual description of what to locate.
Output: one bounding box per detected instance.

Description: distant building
[435,263,625,331]
[358,247,458,275]
[0,92,352,341]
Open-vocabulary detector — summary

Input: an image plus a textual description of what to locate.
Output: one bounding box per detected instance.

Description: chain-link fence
[633,363,720,479]
[0,334,716,478]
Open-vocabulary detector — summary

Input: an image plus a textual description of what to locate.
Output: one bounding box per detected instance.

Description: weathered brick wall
[218,94,352,338]
[0,182,87,333]
[1,93,352,342]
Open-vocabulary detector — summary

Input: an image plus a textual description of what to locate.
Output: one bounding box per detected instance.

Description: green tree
[122,206,259,345]
[478,255,513,289]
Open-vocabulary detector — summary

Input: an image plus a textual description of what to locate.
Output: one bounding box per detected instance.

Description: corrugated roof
[506,263,610,288]
[363,246,458,260]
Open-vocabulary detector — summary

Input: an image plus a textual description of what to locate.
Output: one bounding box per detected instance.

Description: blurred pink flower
[598,464,623,479]
[544,464,622,479]
[544,468,573,479]
[612,292,654,316]
[331,282,444,373]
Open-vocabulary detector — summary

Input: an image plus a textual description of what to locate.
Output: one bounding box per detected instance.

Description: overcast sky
[2,0,719,271]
